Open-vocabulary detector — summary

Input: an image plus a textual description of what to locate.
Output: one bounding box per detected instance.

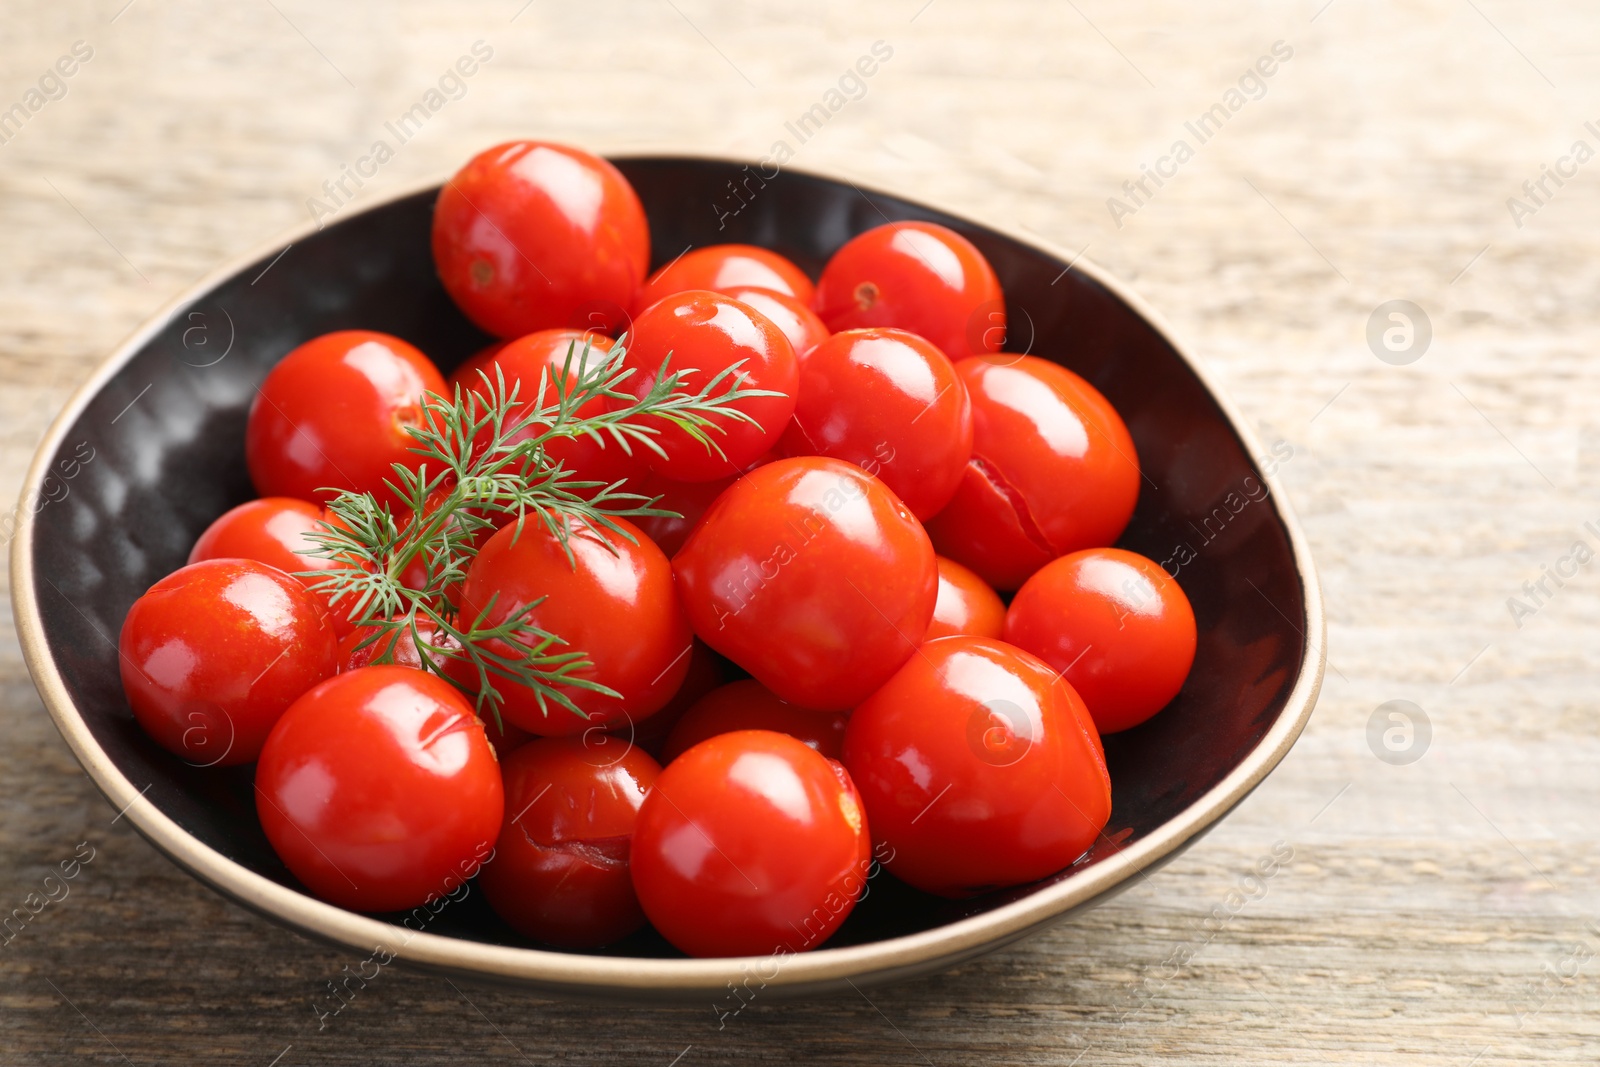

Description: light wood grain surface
[3,1,1598,1064]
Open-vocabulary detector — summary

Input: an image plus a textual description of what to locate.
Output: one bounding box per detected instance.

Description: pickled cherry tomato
[631,730,870,957]
[926,355,1141,590]
[813,221,1003,363]
[843,636,1110,897]
[255,665,504,912]
[458,516,692,735]
[479,736,661,947]
[777,327,972,519]
[432,141,649,338]
[661,680,849,763]
[1005,548,1196,734]
[246,330,447,511]
[634,244,815,310]
[673,457,937,711]
[616,290,798,481]
[118,559,339,767]
[924,556,1007,642]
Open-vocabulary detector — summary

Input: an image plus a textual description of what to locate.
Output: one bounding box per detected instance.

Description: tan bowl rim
[10,154,1326,994]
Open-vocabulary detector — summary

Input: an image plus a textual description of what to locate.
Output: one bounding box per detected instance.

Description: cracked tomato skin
[1005,548,1197,735]
[616,290,799,481]
[458,516,692,736]
[447,328,647,490]
[255,665,504,912]
[479,736,661,947]
[633,244,815,311]
[662,680,849,764]
[119,559,339,767]
[778,327,972,519]
[842,636,1110,898]
[812,221,1003,364]
[432,141,649,338]
[631,729,870,957]
[925,355,1140,591]
[924,555,1007,642]
[673,457,937,711]
[246,330,447,511]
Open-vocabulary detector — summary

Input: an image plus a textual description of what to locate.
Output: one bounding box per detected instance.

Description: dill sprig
[296,334,777,727]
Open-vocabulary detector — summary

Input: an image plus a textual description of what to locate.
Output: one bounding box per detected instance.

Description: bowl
[10,155,1324,1001]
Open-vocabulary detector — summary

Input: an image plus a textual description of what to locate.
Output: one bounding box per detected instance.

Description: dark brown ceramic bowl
[11,156,1324,1001]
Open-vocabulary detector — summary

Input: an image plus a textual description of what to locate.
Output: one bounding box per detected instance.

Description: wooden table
[2,2,1596,1063]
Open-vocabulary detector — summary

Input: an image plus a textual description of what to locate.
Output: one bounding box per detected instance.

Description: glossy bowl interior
[11,156,1323,1000]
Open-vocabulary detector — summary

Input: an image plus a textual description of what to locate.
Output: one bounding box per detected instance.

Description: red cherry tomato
[673,457,937,711]
[459,516,692,735]
[187,497,355,632]
[777,328,972,519]
[813,221,1003,363]
[621,639,728,758]
[842,636,1110,897]
[616,290,798,482]
[634,450,774,558]
[1004,548,1196,734]
[255,665,504,912]
[634,244,815,311]
[432,141,649,338]
[246,330,446,511]
[479,736,661,947]
[631,730,870,957]
[118,559,338,767]
[926,355,1140,591]
[720,287,829,357]
[925,556,1007,642]
[447,328,647,490]
[662,680,848,763]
